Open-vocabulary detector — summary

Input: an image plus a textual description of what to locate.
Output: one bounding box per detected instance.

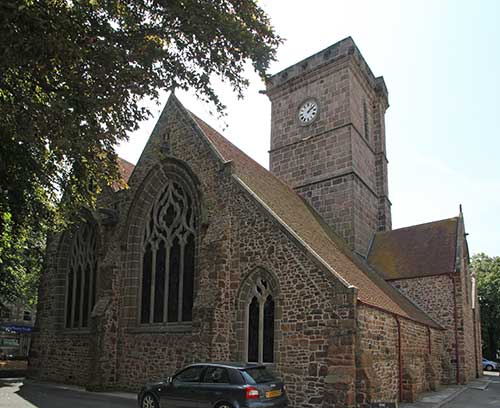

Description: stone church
[30,38,482,407]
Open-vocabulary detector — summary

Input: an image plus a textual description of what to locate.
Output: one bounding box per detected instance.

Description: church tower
[266,37,391,255]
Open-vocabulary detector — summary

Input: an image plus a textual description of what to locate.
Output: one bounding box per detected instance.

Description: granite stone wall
[390,267,481,385]
[390,275,456,384]
[356,305,444,405]
[29,224,96,385]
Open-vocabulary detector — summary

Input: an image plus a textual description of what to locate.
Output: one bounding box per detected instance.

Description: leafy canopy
[472,253,500,359]
[0,0,281,304]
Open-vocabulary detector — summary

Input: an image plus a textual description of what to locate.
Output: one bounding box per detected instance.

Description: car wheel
[141,393,159,408]
[215,403,233,408]
[485,364,493,371]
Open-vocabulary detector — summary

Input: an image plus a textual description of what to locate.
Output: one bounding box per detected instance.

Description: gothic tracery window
[247,278,275,363]
[141,181,196,324]
[65,223,97,329]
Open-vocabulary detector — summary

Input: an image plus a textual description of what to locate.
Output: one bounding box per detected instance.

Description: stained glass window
[65,223,97,329]
[141,181,196,324]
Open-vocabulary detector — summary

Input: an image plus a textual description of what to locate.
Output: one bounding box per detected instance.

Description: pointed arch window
[247,278,275,363]
[65,223,97,329]
[141,181,196,324]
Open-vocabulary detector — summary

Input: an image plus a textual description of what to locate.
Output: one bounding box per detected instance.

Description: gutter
[357,300,442,330]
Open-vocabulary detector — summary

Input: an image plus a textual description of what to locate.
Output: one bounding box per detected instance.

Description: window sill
[57,328,93,335]
[128,322,192,334]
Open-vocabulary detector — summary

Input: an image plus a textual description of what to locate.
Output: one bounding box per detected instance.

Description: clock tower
[266,37,391,255]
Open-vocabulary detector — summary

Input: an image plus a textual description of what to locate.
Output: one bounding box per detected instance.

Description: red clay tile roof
[186,108,441,329]
[367,218,458,280]
[112,157,135,191]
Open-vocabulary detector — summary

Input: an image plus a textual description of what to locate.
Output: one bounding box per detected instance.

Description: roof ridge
[186,111,272,173]
[377,217,459,235]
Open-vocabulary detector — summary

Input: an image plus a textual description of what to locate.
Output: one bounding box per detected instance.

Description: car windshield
[243,367,277,384]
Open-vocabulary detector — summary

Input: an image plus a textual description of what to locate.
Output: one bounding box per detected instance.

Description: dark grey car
[138,362,288,408]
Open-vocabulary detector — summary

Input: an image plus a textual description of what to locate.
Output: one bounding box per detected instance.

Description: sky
[117,0,500,257]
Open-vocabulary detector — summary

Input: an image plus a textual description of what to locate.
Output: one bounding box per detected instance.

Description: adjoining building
[29,38,482,407]
[0,301,35,359]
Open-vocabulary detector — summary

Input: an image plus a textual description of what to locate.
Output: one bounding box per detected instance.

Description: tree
[472,253,500,359]
[0,209,44,308]
[0,0,281,304]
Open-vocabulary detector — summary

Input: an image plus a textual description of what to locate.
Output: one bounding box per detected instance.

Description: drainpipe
[396,316,403,401]
[449,273,460,384]
[473,312,478,377]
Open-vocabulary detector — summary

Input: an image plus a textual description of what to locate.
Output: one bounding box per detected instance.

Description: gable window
[140,181,196,324]
[65,223,97,329]
[247,278,275,363]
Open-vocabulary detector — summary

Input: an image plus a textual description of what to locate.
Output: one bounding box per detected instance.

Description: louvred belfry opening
[140,181,196,324]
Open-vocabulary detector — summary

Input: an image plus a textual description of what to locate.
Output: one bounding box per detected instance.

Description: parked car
[138,362,288,408]
[482,357,498,371]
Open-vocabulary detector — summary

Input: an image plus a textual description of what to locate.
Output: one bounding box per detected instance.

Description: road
[0,379,137,408]
[442,374,500,407]
[1,375,500,408]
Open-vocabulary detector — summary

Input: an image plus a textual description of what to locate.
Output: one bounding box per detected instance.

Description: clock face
[298,99,318,124]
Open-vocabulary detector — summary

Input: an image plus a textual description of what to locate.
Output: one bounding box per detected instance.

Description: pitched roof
[112,157,135,191]
[183,104,441,329]
[367,218,458,281]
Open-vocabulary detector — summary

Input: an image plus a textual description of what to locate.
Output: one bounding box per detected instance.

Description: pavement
[441,373,500,408]
[400,371,500,408]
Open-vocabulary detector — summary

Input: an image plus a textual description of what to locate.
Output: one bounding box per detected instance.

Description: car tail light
[245,386,259,399]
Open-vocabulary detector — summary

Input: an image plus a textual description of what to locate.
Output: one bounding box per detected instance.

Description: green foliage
[0,0,281,305]
[0,206,45,307]
[472,253,500,359]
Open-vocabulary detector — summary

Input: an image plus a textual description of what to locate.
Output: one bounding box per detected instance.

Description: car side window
[174,366,205,383]
[203,367,230,384]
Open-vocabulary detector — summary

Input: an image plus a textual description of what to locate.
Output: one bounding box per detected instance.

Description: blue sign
[0,325,33,333]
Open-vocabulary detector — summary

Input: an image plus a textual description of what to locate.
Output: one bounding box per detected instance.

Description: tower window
[363,100,370,141]
[65,223,97,329]
[141,181,196,324]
